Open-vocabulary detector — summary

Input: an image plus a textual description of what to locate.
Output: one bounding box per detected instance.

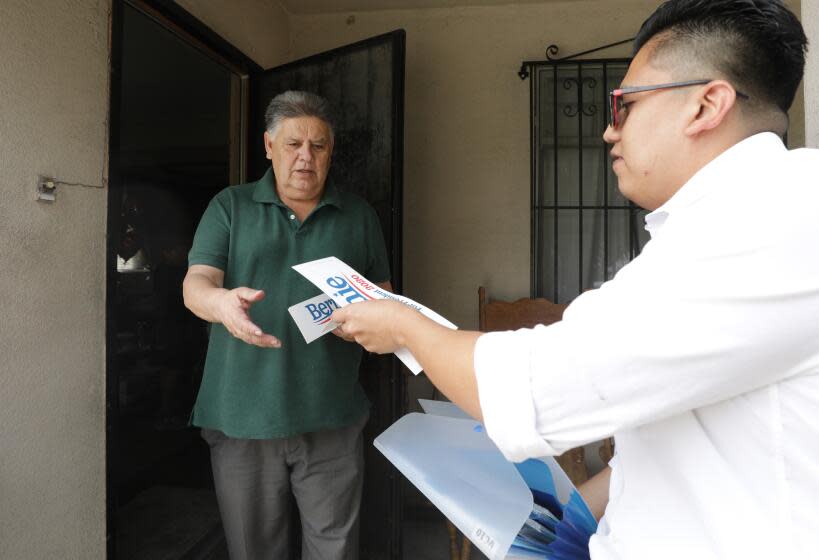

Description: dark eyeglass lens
[611,94,626,128]
[609,93,619,128]
[608,94,615,127]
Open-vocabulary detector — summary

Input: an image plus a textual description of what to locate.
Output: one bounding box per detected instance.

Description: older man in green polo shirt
[182,90,391,560]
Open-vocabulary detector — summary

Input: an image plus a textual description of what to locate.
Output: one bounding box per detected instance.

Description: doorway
[106,1,249,558]
[107,3,406,559]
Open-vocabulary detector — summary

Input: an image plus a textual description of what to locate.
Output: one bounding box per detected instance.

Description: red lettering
[350,274,375,291]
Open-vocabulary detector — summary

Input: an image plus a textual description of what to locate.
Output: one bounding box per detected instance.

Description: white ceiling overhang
[279,0,568,15]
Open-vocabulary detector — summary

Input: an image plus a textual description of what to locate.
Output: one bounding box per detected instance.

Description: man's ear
[684,80,739,136]
[263,131,274,160]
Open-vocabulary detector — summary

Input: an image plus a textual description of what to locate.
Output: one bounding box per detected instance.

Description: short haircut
[634,0,807,113]
[264,90,335,141]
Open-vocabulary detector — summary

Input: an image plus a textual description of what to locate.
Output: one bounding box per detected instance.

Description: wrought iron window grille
[517,38,635,80]
[521,40,651,303]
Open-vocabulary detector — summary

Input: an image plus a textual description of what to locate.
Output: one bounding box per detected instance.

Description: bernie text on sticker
[306,298,339,324]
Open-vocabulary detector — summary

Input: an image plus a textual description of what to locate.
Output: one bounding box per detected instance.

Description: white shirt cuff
[474,329,558,462]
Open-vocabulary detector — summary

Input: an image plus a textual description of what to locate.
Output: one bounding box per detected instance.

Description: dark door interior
[107,2,405,556]
[107,2,241,559]
[247,30,407,560]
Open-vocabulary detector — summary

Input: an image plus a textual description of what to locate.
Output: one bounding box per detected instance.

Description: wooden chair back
[477,286,589,486]
[479,286,568,331]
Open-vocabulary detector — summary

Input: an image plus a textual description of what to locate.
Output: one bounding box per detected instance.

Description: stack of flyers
[375,400,597,559]
[509,459,597,559]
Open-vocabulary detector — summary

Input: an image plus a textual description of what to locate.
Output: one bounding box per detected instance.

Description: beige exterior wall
[0,1,110,558]
[288,1,805,472]
[289,2,648,330]
[0,1,288,557]
[176,0,291,68]
[289,4,657,458]
[289,0,803,332]
[0,0,811,556]
[787,0,806,148]
[804,0,819,148]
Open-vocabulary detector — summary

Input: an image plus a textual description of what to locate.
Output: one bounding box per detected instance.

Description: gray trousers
[201,415,367,560]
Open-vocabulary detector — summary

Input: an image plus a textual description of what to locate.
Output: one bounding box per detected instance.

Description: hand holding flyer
[290,256,457,374]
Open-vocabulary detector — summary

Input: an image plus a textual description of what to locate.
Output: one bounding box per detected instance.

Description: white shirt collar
[644,132,786,237]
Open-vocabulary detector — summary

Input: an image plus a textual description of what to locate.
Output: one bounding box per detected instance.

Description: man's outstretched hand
[216,288,281,348]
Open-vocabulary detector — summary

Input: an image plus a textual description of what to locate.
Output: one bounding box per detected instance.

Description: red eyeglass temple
[610,89,623,128]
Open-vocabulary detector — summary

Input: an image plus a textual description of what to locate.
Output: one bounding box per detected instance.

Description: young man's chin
[616,183,640,206]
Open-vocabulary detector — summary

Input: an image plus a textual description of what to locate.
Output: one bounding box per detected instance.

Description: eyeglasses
[608,79,750,129]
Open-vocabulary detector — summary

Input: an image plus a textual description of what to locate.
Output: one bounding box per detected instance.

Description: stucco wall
[0,1,110,558]
[176,0,291,68]
[288,4,661,463]
[787,0,806,149]
[289,0,804,332]
[804,0,819,148]
[1,0,812,556]
[288,2,806,473]
[0,1,289,557]
[288,1,663,330]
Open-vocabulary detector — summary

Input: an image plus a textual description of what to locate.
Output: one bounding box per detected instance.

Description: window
[531,60,650,303]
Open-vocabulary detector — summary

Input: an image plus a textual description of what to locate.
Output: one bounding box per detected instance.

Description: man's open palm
[218,288,281,348]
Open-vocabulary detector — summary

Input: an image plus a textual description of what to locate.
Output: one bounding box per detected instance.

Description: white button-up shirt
[474,133,819,559]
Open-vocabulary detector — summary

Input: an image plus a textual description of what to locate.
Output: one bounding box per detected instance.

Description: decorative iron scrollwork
[563,104,598,118]
[517,37,635,80]
[561,77,599,118]
[562,77,597,90]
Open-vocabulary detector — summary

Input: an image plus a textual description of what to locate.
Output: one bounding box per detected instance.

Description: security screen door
[248,30,406,560]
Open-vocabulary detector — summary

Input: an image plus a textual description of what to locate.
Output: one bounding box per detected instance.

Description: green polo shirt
[188,168,390,439]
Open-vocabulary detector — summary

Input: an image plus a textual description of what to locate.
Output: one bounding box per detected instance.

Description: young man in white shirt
[333,1,818,558]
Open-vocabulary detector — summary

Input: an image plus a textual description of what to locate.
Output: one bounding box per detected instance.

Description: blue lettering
[326,276,346,289]
[333,285,366,304]
[306,303,322,321]
[346,292,366,304]
[308,298,342,323]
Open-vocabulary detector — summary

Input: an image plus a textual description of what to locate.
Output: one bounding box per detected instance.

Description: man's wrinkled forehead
[276,116,332,143]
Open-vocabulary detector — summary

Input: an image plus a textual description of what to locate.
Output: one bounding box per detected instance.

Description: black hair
[634,0,807,113]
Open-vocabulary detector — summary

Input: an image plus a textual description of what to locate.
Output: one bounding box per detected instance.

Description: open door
[106,1,261,558]
[247,30,406,560]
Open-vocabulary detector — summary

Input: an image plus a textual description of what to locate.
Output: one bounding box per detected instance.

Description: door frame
[108,7,406,557]
[105,1,259,556]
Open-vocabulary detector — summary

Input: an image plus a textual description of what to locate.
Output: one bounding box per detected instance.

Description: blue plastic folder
[374,400,597,559]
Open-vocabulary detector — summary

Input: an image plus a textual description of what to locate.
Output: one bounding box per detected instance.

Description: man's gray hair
[264,90,334,141]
